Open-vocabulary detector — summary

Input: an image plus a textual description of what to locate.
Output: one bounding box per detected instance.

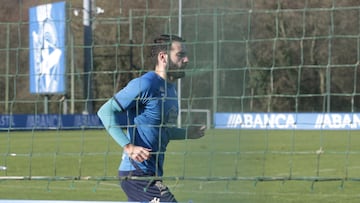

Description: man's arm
[97,98,151,162]
[97,98,130,147]
[168,125,206,140]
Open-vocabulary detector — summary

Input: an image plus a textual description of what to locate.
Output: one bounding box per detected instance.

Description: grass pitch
[1,129,360,202]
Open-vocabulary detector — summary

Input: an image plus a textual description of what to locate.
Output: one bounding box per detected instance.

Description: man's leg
[120,179,177,202]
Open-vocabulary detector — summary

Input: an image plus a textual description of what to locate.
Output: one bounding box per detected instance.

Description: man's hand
[124,144,151,162]
[187,125,206,139]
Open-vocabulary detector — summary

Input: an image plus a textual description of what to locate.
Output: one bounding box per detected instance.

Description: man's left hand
[187,125,206,139]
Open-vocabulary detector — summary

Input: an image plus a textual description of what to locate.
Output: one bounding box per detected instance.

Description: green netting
[1,0,360,202]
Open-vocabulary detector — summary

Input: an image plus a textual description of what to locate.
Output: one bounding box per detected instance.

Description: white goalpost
[180,109,211,130]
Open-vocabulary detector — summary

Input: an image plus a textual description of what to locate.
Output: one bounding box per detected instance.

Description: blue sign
[215,113,360,130]
[6,113,360,131]
[0,114,127,130]
[29,2,66,94]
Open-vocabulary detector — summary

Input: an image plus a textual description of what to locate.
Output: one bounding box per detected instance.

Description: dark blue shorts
[119,170,177,202]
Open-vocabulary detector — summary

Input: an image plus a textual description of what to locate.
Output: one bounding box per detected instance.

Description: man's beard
[167,59,185,80]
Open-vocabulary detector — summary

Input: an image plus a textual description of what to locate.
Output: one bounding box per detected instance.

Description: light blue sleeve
[97,98,130,147]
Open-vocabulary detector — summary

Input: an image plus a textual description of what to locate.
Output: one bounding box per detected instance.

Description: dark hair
[150,34,185,67]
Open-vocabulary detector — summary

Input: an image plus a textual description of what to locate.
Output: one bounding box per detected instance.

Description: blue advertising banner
[215,113,360,130]
[29,1,66,94]
[0,114,127,130]
[5,113,360,131]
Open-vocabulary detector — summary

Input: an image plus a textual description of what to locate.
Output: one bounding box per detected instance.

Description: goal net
[1,0,360,202]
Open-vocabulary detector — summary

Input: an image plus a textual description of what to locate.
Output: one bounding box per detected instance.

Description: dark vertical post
[83,0,93,113]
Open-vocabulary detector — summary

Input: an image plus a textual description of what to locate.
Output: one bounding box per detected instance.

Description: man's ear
[158,52,167,64]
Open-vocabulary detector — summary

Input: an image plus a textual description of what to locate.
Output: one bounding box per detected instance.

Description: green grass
[1,129,360,202]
